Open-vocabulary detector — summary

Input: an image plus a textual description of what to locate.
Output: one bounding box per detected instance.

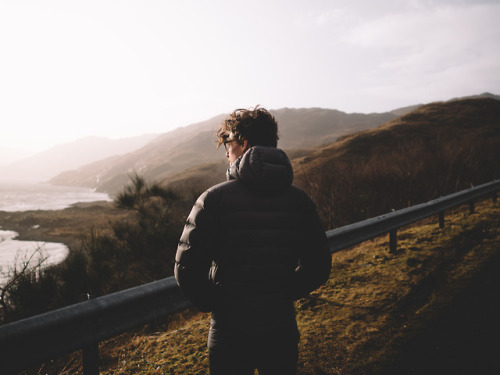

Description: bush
[0,174,191,324]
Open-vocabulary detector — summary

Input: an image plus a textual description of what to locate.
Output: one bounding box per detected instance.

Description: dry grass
[32,198,500,374]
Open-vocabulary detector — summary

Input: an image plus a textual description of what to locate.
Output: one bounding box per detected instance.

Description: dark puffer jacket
[174,146,331,335]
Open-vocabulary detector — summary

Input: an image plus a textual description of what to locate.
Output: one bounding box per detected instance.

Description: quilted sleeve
[174,190,218,312]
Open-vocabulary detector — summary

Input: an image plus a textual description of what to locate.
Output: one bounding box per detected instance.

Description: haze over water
[0,179,111,279]
[0,178,111,212]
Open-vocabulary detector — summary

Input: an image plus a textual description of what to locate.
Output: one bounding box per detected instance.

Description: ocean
[0,179,111,282]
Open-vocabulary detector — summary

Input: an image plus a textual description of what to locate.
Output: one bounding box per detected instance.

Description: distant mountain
[49,114,228,194]
[272,108,397,148]
[0,134,159,181]
[49,109,402,194]
[0,147,34,167]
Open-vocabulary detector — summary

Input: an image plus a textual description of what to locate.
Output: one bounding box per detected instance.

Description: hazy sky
[1,0,499,155]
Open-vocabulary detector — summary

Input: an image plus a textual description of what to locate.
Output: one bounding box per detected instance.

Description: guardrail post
[469,200,475,214]
[83,342,99,375]
[83,294,99,375]
[438,211,445,228]
[389,229,397,253]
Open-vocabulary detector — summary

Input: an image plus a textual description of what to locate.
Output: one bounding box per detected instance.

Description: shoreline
[0,230,69,283]
[0,201,134,254]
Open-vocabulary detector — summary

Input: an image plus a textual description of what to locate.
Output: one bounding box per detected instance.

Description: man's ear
[242,139,249,152]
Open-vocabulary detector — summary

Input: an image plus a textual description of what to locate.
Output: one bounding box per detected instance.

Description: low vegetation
[31,198,500,374]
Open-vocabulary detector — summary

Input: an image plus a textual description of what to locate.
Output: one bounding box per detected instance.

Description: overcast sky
[1,0,499,155]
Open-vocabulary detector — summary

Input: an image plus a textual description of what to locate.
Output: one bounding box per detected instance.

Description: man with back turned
[174,106,332,374]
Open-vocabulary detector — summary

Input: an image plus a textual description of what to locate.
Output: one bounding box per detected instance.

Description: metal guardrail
[0,277,192,375]
[0,179,499,375]
[326,179,500,253]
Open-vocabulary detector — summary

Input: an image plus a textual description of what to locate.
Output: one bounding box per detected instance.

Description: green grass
[32,198,500,374]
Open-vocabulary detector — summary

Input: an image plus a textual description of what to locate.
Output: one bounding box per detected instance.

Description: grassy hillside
[162,147,319,194]
[35,197,500,374]
[293,98,500,228]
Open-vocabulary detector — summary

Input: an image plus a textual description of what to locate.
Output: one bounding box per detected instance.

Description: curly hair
[216,106,279,148]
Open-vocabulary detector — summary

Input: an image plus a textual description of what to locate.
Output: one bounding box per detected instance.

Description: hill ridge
[49,108,401,194]
[48,93,499,195]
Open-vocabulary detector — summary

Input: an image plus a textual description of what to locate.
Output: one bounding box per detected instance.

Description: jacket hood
[226,146,294,192]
